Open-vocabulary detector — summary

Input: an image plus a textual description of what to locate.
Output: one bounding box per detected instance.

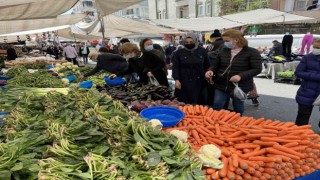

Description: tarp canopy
[151,17,244,31]
[0,14,85,35]
[0,0,78,21]
[222,8,314,25]
[95,0,143,16]
[0,25,70,37]
[291,11,320,23]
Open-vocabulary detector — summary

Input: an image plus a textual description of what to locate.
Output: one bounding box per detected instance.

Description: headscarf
[184,33,199,52]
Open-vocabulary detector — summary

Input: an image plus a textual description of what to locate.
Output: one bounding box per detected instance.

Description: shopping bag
[148,76,160,86]
[231,82,247,101]
[313,94,320,106]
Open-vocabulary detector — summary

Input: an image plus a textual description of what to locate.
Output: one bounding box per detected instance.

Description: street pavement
[243,77,320,133]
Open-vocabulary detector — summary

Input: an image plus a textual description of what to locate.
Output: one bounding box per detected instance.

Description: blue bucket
[104,76,126,86]
[79,80,93,89]
[66,75,76,82]
[0,76,12,81]
[140,106,185,128]
[47,65,55,69]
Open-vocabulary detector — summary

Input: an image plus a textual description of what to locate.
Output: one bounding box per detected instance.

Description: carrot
[252,140,277,147]
[231,154,239,168]
[273,144,305,158]
[264,168,277,175]
[227,169,236,180]
[235,168,244,175]
[235,174,243,180]
[234,144,259,149]
[260,137,297,143]
[206,168,216,175]
[244,160,259,170]
[241,149,267,159]
[258,167,265,173]
[262,173,271,179]
[250,118,264,125]
[243,173,252,180]
[215,123,221,136]
[291,146,307,151]
[247,134,277,138]
[267,120,281,126]
[238,158,248,169]
[226,113,241,124]
[211,172,220,180]
[207,137,225,146]
[283,142,299,148]
[219,157,229,178]
[220,147,232,157]
[227,131,243,138]
[262,125,284,131]
[253,170,262,177]
[266,148,300,160]
[248,156,278,163]
[191,129,201,145]
[199,134,208,144]
[267,154,291,162]
[226,137,246,142]
[228,157,236,172]
[246,166,256,174]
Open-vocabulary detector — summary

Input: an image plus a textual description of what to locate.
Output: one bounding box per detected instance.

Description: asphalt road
[243,78,320,133]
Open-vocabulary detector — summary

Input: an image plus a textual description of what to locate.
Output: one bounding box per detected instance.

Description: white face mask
[123,53,135,60]
[312,48,320,55]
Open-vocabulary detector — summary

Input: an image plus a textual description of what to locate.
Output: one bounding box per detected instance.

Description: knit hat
[210,29,221,38]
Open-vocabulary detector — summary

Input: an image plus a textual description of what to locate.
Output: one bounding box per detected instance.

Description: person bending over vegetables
[172,33,210,105]
[205,29,262,115]
[110,43,145,84]
[110,42,169,87]
[84,47,128,77]
[295,38,320,127]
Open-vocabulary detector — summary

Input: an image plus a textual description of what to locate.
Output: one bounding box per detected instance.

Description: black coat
[141,52,169,86]
[7,48,17,60]
[117,57,146,84]
[84,53,128,77]
[209,46,262,93]
[79,46,90,56]
[172,47,210,104]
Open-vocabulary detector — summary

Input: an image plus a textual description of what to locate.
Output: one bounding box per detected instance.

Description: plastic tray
[104,76,126,86]
[0,112,9,126]
[47,65,55,69]
[140,106,185,128]
[79,80,93,89]
[0,76,12,81]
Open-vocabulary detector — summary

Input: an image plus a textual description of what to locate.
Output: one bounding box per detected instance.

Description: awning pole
[282,15,286,34]
[98,11,106,42]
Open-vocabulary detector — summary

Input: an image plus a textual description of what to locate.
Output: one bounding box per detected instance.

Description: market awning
[291,11,320,23]
[0,14,85,35]
[151,17,244,31]
[222,8,314,25]
[0,0,78,21]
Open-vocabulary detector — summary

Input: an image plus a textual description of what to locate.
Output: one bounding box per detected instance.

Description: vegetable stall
[1,64,320,180]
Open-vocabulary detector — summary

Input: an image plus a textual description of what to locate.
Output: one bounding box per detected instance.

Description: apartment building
[269,0,319,11]
[148,0,221,19]
[114,0,149,19]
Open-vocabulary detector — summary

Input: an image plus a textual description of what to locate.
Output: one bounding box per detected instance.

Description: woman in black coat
[172,33,210,104]
[111,42,168,86]
[205,30,262,115]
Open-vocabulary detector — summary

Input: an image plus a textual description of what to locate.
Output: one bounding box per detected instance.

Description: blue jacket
[295,54,320,105]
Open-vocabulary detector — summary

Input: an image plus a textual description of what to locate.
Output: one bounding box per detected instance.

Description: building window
[126,9,134,15]
[158,11,162,19]
[198,3,204,16]
[82,1,93,8]
[206,0,211,15]
[296,0,307,10]
[163,10,167,19]
[136,8,140,16]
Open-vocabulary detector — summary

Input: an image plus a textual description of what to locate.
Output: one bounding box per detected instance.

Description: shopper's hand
[109,74,117,79]
[147,72,153,77]
[230,75,241,82]
[205,71,214,79]
[175,80,181,89]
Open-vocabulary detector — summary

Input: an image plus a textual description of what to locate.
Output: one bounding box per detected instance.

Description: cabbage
[199,144,221,159]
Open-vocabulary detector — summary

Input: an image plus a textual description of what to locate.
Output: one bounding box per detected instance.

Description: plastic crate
[274,75,301,85]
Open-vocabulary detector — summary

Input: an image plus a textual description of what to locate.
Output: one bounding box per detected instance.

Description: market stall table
[259,61,300,79]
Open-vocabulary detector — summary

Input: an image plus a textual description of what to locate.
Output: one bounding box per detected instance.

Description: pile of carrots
[164,105,320,180]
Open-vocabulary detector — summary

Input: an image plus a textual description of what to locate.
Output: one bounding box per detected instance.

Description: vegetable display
[87,71,110,87]
[50,62,80,77]
[23,63,46,69]
[277,70,295,78]
[5,66,28,77]
[6,70,66,88]
[0,88,203,179]
[99,84,174,106]
[164,105,320,180]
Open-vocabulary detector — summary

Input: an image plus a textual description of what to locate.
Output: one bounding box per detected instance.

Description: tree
[219,0,269,15]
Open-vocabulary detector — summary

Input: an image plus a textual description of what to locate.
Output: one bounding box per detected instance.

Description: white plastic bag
[148,76,160,86]
[232,82,247,101]
[313,94,320,106]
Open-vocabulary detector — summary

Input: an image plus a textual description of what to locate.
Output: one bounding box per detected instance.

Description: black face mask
[185,44,195,49]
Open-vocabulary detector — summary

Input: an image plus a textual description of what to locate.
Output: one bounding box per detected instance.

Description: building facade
[114,0,149,19]
[148,0,221,19]
[269,0,319,11]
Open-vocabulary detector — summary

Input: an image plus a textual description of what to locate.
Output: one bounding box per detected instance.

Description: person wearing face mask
[295,38,320,127]
[205,30,262,115]
[172,33,210,105]
[165,42,176,64]
[110,43,146,84]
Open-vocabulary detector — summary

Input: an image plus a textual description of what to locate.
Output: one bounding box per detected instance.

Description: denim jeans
[213,89,244,115]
